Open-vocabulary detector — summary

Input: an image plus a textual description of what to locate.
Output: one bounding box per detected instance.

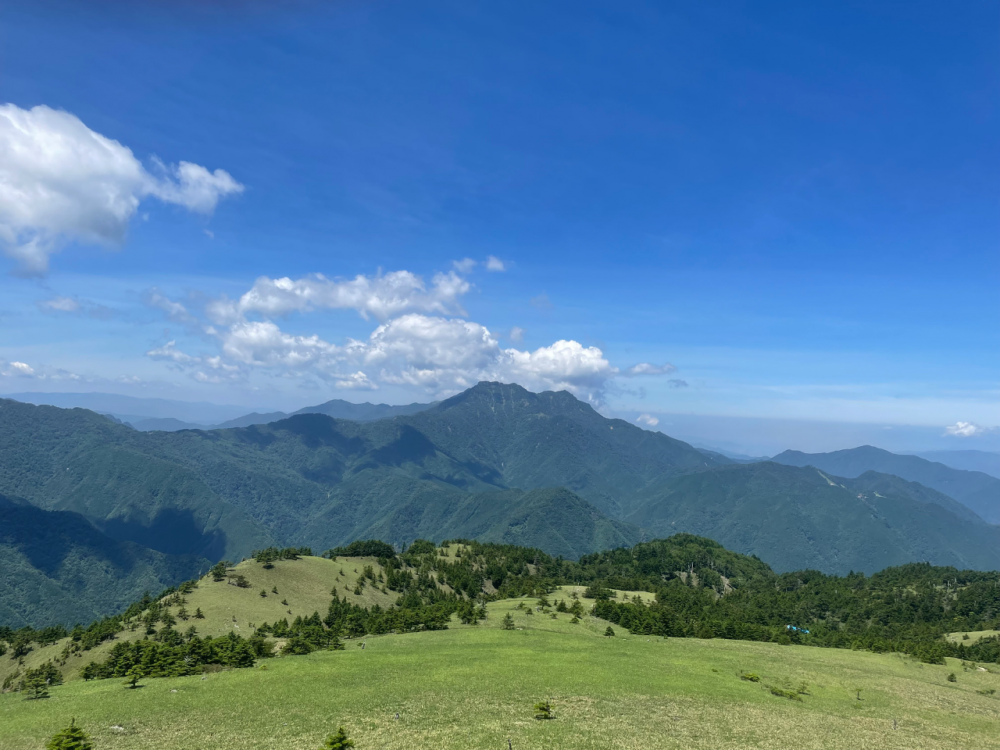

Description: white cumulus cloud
[485,255,506,272]
[141,264,646,403]
[636,413,659,427]
[207,270,469,325]
[944,421,992,438]
[0,103,242,275]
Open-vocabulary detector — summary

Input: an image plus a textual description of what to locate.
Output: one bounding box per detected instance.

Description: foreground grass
[3,598,1000,750]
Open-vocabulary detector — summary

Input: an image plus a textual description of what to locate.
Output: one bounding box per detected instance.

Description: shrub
[604,626,615,637]
[534,700,552,720]
[46,718,92,750]
[740,672,760,682]
[947,673,957,683]
[320,726,354,750]
[976,688,996,696]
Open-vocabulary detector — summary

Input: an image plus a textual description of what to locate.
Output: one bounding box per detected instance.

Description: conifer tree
[46,718,92,750]
[320,726,354,749]
[604,626,615,637]
[502,613,515,630]
[22,670,49,700]
[124,665,144,689]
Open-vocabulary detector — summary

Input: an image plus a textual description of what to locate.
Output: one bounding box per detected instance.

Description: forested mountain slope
[626,462,1000,574]
[2,385,999,583]
[772,445,1000,523]
[402,382,726,517]
[0,495,208,628]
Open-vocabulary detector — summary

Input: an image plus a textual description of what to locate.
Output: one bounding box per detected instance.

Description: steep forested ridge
[0,495,207,628]
[773,446,1000,524]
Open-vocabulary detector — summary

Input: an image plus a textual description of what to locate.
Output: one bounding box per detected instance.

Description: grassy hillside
[773,446,1000,524]
[0,554,393,688]
[0,495,208,628]
[3,597,1000,749]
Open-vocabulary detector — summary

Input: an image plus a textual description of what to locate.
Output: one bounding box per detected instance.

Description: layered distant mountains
[772,445,1000,524]
[3,382,1000,626]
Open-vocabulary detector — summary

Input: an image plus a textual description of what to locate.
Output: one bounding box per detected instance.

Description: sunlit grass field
[4,595,1000,750]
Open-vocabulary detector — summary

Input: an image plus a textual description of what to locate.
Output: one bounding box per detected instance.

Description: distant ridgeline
[2,535,1000,694]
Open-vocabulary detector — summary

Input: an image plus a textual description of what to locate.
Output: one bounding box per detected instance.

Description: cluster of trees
[256,591,454,652]
[325,540,397,558]
[253,546,314,568]
[80,631,269,680]
[1,660,62,697]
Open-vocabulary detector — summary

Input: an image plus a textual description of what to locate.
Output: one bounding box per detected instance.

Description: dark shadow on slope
[100,508,227,559]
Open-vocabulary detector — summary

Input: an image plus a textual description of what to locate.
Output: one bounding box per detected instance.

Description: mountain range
[772,446,1000,524]
[3,381,1000,626]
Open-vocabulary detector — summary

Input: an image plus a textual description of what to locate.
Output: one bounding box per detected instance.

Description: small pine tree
[320,726,354,749]
[502,613,515,630]
[569,615,580,624]
[194,608,205,619]
[534,700,552,720]
[260,589,268,598]
[46,718,92,750]
[947,672,957,683]
[124,665,143,689]
[604,626,615,637]
[272,586,279,594]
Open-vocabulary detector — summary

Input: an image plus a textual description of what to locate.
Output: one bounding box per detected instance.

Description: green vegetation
[319,727,354,750]
[3,597,1000,749]
[8,534,1000,701]
[44,719,92,750]
[7,382,999,633]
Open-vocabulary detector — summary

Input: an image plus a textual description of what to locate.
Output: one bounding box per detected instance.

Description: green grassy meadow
[4,595,1000,750]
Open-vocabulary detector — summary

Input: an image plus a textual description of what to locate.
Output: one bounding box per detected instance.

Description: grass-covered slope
[3,597,1000,750]
[0,496,208,628]
[627,462,1000,573]
[773,446,1000,524]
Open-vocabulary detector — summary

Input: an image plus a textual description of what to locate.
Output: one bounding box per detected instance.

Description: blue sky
[0,0,997,452]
